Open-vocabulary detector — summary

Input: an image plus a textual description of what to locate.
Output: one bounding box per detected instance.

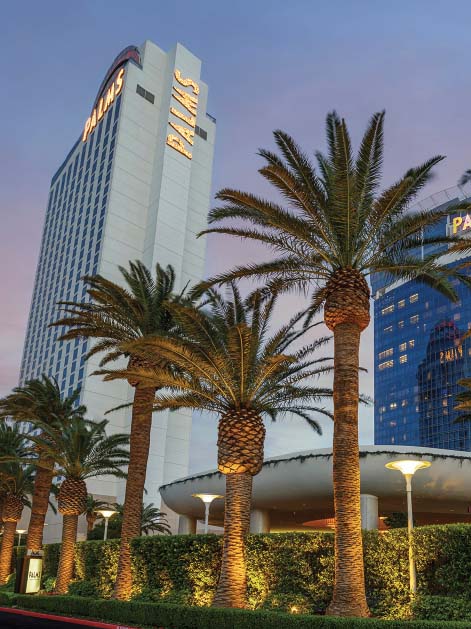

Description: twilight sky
[1,0,471,473]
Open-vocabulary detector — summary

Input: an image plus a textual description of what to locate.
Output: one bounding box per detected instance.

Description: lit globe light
[192,493,223,504]
[385,459,431,476]
[385,458,431,595]
[97,508,117,541]
[192,493,224,534]
[97,508,117,520]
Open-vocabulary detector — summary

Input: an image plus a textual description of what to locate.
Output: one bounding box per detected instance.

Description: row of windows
[378,340,415,359]
[381,293,419,315]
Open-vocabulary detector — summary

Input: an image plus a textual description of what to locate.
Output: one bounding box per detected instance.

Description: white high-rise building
[19,40,216,541]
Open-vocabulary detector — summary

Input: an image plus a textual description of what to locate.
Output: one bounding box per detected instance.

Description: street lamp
[97,508,117,541]
[15,529,27,547]
[385,459,431,593]
[192,494,223,534]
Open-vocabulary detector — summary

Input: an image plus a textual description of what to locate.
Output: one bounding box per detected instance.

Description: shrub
[9,595,471,628]
[37,524,471,621]
[67,579,98,597]
[412,595,471,622]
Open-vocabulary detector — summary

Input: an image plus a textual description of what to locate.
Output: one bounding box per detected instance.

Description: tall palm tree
[0,461,35,585]
[84,495,110,533]
[120,285,333,608]
[50,261,191,599]
[30,418,129,594]
[194,112,471,616]
[0,377,86,554]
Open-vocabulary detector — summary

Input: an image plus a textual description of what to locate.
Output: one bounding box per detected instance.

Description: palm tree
[30,418,129,594]
[0,461,35,585]
[0,377,86,554]
[84,495,110,533]
[0,421,32,523]
[87,501,170,539]
[50,261,190,600]
[459,170,471,187]
[120,285,333,608]
[194,112,471,616]
[139,503,171,535]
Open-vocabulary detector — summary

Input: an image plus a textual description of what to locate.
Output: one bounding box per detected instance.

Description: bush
[67,579,98,597]
[37,524,471,621]
[412,596,471,622]
[10,594,471,628]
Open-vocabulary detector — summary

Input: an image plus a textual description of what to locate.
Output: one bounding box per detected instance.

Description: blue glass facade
[19,94,122,398]
[373,195,471,451]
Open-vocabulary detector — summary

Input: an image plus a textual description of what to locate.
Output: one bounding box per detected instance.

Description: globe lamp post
[97,508,117,541]
[192,494,223,534]
[385,459,431,593]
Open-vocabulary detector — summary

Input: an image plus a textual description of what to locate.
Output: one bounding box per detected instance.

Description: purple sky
[2,1,471,472]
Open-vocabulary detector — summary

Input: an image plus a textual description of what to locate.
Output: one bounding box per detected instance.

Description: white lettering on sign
[166,69,200,160]
[25,557,43,594]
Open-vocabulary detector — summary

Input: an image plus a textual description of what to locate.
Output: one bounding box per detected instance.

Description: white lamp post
[192,494,223,534]
[16,529,27,547]
[385,459,431,593]
[97,508,117,541]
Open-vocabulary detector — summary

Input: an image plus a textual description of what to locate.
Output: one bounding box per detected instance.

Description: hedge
[4,595,471,628]
[39,525,471,619]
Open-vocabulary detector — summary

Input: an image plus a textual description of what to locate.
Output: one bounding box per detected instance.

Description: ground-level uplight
[385,459,431,593]
[97,508,117,541]
[192,494,223,534]
[15,529,26,546]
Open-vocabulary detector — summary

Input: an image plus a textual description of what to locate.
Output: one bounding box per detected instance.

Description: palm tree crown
[30,418,129,482]
[51,261,188,369]
[0,376,87,554]
[199,111,471,313]
[122,285,333,428]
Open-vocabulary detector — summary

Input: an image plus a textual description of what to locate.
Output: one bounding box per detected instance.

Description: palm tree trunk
[54,514,78,595]
[26,457,54,553]
[114,385,155,601]
[326,322,369,617]
[212,472,253,609]
[0,520,17,585]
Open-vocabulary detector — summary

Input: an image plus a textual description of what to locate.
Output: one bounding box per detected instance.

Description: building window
[136,84,155,104]
[401,399,407,407]
[195,125,208,140]
[379,348,394,359]
[399,354,408,364]
[379,360,394,370]
[384,325,393,333]
[410,315,419,324]
[382,305,394,315]
[409,339,415,347]
[398,320,404,328]
[399,342,407,352]
[410,293,419,303]
[390,402,397,409]
[398,299,405,308]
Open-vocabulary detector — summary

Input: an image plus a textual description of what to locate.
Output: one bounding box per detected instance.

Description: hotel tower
[19,40,216,540]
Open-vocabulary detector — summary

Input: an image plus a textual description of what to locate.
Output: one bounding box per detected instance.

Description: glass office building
[20,40,216,539]
[373,186,471,451]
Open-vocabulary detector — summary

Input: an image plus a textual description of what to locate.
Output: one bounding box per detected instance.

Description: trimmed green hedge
[40,525,471,619]
[5,594,471,628]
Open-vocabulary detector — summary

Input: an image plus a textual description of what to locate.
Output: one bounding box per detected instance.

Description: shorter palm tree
[87,501,170,539]
[0,463,35,584]
[0,377,87,554]
[119,285,333,608]
[30,418,129,594]
[85,495,110,533]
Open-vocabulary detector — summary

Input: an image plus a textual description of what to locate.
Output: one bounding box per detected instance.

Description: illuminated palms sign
[166,70,200,160]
